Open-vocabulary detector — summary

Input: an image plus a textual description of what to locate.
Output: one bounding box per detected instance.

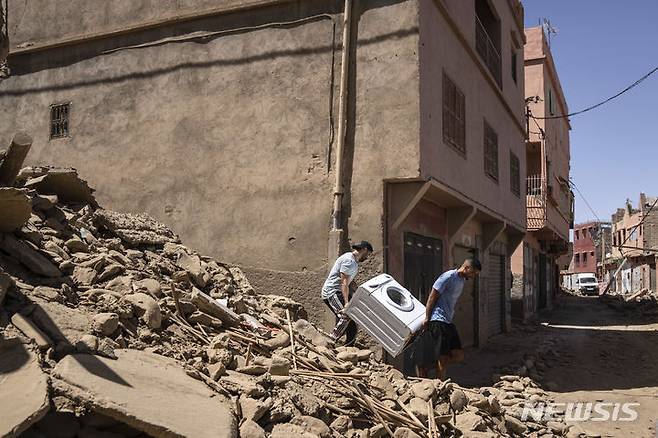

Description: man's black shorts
[412,321,462,368]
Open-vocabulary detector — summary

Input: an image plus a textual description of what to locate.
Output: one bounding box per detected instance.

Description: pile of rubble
[601,290,658,317]
[0,133,571,437]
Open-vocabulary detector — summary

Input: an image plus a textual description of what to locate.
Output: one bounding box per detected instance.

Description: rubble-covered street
[451,294,658,437]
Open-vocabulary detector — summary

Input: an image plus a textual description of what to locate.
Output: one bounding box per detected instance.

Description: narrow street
[451,294,658,437]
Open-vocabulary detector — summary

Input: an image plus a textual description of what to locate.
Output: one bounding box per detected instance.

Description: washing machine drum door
[385,285,415,312]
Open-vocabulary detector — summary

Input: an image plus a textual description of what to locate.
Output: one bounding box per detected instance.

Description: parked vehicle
[576,273,599,296]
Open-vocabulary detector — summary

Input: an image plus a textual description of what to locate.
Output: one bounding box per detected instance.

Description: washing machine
[344,274,426,357]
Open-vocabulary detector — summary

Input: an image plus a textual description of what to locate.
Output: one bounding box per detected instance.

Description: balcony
[475,15,502,88]
[527,175,546,230]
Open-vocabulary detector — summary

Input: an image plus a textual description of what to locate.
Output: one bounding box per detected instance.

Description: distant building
[511,26,573,320]
[604,194,657,294]
[572,221,611,277]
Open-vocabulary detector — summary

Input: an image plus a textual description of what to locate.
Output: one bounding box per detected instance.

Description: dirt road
[450,294,658,437]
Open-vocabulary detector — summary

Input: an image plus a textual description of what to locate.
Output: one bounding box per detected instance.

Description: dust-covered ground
[450,294,658,437]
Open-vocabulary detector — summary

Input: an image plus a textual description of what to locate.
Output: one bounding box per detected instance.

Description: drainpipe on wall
[0,0,8,66]
[328,0,354,264]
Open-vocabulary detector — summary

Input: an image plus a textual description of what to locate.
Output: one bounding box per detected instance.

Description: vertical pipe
[331,0,353,231]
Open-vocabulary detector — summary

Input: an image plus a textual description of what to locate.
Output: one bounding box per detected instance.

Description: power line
[569,178,601,223]
[534,65,658,120]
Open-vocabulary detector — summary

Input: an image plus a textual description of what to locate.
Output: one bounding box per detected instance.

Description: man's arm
[340,272,350,304]
[423,288,440,329]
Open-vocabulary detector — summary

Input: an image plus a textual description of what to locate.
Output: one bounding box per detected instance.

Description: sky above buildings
[523,1,658,225]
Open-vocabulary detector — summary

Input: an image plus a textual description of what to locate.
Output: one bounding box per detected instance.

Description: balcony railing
[475,15,502,88]
[527,175,545,230]
[527,174,543,196]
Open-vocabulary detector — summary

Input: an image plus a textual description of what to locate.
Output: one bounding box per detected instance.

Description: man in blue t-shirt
[415,257,481,379]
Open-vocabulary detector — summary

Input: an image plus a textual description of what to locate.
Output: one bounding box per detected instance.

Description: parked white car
[576,273,599,296]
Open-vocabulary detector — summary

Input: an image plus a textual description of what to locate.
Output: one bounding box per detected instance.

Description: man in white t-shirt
[322,240,373,345]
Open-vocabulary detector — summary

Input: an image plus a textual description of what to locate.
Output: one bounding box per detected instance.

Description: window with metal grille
[510,151,520,196]
[442,72,466,154]
[50,103,70,139]
[511,50,518,84]
[483,120,498,180]
[575,253,580,265]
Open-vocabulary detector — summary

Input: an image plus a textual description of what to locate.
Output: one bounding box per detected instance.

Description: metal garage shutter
[487,254,504,336]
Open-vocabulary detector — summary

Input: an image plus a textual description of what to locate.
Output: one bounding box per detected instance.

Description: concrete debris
[52,350,237,438]
[0,132,32,187]
[23,167,96,206]
[0,188,31,232]
[93,210,179,247]
[1,233,61,277]
[0,157,568,438]
[0,341,49,437]
[11,312,53,350]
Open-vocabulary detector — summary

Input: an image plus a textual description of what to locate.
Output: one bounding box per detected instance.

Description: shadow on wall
[3,20,417,96]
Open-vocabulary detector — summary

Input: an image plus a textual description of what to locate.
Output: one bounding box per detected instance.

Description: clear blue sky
[522,1,658,225]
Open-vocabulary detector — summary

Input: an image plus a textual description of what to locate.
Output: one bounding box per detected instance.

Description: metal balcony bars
[475,15,502,88]
[527,175,543,197]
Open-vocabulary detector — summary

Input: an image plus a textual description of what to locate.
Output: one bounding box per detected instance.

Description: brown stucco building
[571,221,611,277]
[604,194,658,294]
[1,0,527,349]
[510,26,573,320]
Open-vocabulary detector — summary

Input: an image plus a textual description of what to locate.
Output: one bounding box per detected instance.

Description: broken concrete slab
[0,234,61,277]
[0,342,50,437]
[11,313,53,350]
[52,349,237,438]
[0,132,33,187]
[92,210,179,247]
[29,301,93,347]
[24,168,96,206]
[0,188,31,232]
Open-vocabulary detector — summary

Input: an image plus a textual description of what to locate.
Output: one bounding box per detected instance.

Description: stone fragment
[72,266,97,286]
[124,293,162,329]
[207,362,227,381]
[411,380,435,401]
[92,313,119,336]
[330,415,353,434]
[264,331,290,350]
[220,371,265,398]
[408,397,428,421]
[268,355,290,376]
[456,411,486,432]
[176,252,208,288]
[393,427,421,438]
[240,397,271,422]
[65,238,89,253]
[11,313,53,350]
[76,334,99,353]
[271,416,330,438]
[505,414,528,434]
[1,234,61,277]
[293,318,329,347]
[240,420,266,438]
[133,278,162,297]
[0,188,31,232]
[0,342,49,436]
[450,388,469,412]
